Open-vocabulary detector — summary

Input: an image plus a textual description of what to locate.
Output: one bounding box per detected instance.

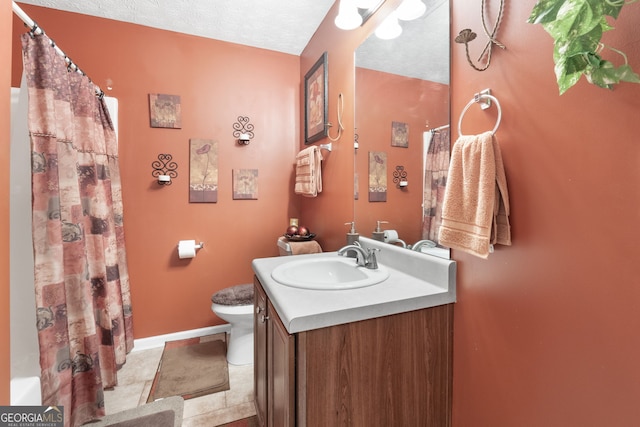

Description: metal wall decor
[393,165,408,188]
[151,153,178,185]
[233,116,255,145]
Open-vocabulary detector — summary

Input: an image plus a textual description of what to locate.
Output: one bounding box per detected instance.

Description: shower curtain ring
[28,21,39,38]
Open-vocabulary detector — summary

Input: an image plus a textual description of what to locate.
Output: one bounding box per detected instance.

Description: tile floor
[103,343,256,426]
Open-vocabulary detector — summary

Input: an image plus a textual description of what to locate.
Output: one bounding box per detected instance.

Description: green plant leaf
[602,0,624,18]
[586,59,619,88]
[555,55,588,94]
[542,0,600,39]
[586,59,640,89]
[553,22,602,58]
[528,0,565,23]
[617,64,640,83]
[528,0,639,94]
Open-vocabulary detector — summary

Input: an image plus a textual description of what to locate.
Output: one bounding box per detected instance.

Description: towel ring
[458,94,502,136]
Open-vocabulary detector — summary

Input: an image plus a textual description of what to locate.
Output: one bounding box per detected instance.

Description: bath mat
[217,416,259,427]
[146,334,229,403]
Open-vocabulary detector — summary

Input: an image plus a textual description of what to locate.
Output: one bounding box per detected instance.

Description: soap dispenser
[345,222,359,245]
[372,221,388,241]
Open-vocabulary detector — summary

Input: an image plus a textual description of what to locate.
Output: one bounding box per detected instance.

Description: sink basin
[271,257,390,290]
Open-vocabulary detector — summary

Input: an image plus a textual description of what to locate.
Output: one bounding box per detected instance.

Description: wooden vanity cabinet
[254,277,295,427]
[254,276,453,427]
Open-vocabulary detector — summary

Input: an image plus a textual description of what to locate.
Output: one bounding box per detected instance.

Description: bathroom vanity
[252,238,456,426]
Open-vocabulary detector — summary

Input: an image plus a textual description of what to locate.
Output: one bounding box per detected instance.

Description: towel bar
[458,93,502,136]
[319,143,332,152]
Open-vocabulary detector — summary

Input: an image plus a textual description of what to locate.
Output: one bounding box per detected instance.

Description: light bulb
[335,0,363,30]
[375,13,402,40]
[396,0,426,21]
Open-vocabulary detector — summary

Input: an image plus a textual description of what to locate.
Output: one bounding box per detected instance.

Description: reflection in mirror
[354,0,450,258]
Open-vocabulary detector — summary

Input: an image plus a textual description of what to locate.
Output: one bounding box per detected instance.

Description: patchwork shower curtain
[421,128,450,241]
[22,33,133,427]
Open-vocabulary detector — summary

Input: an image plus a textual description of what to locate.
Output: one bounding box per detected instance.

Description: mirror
[354,0,450,258]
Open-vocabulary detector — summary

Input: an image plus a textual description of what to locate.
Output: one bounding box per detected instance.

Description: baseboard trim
[132,324,231,352]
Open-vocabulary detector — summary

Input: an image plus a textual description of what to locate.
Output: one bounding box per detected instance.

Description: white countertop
[252,238,456,334]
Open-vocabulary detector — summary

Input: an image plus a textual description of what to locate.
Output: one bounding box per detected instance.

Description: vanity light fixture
[373,0,427,40]
[233,116,254,145]
[375,12,402,40]
[335,0,384,30]
[395,0,427,21]
[335,0,362,30]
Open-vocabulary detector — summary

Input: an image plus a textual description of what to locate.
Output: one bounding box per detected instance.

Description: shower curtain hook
[28,21,39,38]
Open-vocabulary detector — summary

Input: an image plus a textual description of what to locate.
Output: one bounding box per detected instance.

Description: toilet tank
[277,238,293,256]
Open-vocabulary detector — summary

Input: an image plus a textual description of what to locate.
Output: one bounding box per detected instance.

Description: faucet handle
[365,248,380,269]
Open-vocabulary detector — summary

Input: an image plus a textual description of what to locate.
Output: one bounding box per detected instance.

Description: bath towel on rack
[294,146,323,197]
[438,131,510,258]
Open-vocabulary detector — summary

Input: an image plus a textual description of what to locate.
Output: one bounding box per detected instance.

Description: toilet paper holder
[176,240,205,259]
[177,241,204,249]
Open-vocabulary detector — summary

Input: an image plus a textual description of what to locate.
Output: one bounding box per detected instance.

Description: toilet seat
[211,283,253,306]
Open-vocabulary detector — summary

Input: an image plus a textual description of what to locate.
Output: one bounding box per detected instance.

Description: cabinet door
[267,300,295,427]
[254,279,268,427]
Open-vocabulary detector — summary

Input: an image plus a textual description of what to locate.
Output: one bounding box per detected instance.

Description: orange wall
[298,0,403,250]
[6,0,640,421]
[11,5,302,338]
[355,67,448,243]
[451,1,640,425]
[1,0,12,405]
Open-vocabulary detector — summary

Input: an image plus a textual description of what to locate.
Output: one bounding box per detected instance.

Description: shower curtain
[22,33,133,427]
[421,128,450,242]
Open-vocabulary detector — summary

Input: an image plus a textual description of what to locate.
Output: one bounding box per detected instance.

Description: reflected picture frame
[304,52,328,144]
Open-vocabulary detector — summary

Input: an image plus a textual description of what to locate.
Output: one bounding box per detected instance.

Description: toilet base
[227,326,254,366]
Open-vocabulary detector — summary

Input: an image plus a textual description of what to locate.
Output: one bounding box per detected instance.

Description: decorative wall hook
[233,116,254,145]
[393,166,408,188]
[151,153,178,185]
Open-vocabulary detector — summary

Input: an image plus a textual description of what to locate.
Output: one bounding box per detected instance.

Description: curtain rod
[12,1,103,97]
[430,124,450,132]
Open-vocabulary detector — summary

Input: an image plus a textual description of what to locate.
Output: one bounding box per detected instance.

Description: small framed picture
[391,121,409,147]
[232,169,259,200]
[149,94,182,129]
[304,52,328,144]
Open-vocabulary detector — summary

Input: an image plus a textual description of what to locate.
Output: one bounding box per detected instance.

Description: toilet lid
[211,283,254,306]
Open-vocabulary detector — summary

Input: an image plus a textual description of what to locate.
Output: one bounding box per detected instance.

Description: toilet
[211,239,322,365]
[211,283,254,365]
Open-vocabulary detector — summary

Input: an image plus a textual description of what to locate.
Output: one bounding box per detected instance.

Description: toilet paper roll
[383,230,399,242]
[178,240,197,259]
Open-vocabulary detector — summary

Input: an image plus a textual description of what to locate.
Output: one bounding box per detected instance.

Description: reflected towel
[294,146,323,197]
[278,236,323,255]
[438,131,511,258]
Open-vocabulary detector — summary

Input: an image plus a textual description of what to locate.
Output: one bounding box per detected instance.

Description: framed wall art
[149,93,182,129]
[189,139,218,203]
[232,169,259,200]
[391,121,409,147]
[304,52,328,144]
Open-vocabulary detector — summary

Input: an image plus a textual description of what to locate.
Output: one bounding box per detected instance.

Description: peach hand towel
[294,146,323,197]
[438,131,511,258]
[278,236,323,255]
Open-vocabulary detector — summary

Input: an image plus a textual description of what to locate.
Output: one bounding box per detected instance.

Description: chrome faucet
[337,245,380,269]
[410,239,437,252]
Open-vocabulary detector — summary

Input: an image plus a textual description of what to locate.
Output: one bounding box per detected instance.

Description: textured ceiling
[15,0,449,84]
[356,0,449,84]
[17,0,335,55]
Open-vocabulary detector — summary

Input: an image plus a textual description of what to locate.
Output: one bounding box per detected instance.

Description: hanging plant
[528,0,640,94]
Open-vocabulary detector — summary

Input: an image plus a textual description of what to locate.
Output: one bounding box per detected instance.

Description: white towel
[294,146,323,197]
